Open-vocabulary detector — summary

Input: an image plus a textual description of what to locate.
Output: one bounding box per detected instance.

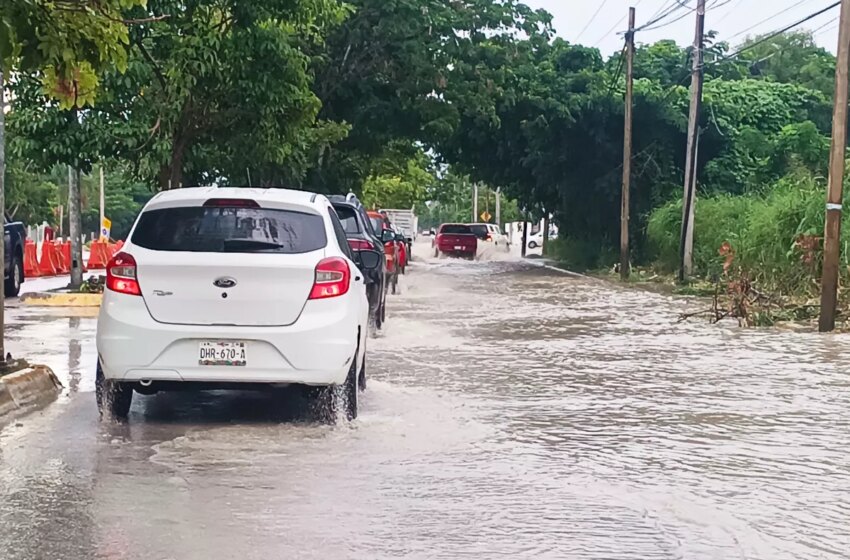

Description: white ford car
[96,187,381,421]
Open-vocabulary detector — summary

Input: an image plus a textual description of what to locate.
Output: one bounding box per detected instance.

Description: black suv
[329,194,388,328]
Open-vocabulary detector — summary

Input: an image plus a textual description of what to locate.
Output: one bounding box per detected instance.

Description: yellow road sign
[480,211,492,222]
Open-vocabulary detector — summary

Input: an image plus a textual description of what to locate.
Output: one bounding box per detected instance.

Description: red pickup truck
[433,223,477,259]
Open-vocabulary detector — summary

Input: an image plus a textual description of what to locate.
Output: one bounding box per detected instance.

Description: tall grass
[646,172,844,293]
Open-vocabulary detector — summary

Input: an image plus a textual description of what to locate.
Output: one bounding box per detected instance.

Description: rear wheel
[95,363,132,420]
[434,248,439,258]
[358,355,367,392]
[314,348,359,422]
[391,274,398,295]
[4,253,22,298]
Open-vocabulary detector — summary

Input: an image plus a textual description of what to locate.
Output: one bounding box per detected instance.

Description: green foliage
[646,172,848,293]
[545,237,617,272]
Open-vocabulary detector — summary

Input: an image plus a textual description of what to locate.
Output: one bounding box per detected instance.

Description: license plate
[454,245,463,250]
[199,341,247,366]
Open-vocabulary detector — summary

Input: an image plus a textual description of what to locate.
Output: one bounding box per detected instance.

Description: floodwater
[0,242,848,560]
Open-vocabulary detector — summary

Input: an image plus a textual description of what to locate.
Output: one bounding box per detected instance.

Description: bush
[545,237,618,271]
[646,172,838,293]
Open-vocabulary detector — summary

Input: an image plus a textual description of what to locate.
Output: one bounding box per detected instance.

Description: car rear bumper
[437,244,476,254]
[97,292,358,386]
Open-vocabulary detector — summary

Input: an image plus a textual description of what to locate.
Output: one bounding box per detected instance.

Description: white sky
[524,0,840,59]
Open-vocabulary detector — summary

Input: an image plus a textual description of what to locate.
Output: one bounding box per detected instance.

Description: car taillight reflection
[309,257,351,299]
[106,252,142,296]
[347,239,374,251]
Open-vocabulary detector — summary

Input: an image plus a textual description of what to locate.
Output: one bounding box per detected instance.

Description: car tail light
[486,234,492,240]
[347,239,374,251]
[106,252,141,296]
[203,198,260,208]
[309,257,350,299]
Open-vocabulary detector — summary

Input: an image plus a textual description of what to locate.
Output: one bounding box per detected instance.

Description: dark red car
[433,223,477,259]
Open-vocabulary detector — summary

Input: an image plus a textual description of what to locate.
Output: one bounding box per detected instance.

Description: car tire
[380,292,387,324]
[434,248,439,258]
[315,353,358,422]
[5,252,23,298]
[95,362,132,420]
[391,274,398,295]
[358,355,366,392]
[528,241,538,249]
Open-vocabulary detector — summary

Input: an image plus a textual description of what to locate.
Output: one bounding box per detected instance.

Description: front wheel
[4,254,22,298]
[434,248,439,258]
[96,363,132,420]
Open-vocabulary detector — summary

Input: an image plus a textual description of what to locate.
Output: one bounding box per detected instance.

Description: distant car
[433,223,477,259]
[368,211,400,294]
[4,214,26,297]
[96,187,382,421]
[329,194,388,329]
[527,230,557,249]
[468,223,510,251]
[393,227,408,273]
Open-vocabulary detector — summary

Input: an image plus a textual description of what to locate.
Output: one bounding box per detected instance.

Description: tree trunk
[69,167,84,289]
[0,64,7,361]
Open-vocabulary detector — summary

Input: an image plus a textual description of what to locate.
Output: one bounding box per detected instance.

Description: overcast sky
[524,0,840,59]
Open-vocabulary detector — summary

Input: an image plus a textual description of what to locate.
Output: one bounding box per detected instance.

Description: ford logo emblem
[213,277,237,289]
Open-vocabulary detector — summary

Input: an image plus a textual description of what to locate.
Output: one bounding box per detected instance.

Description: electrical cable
[725,0,810,42]
[577,0,613,41]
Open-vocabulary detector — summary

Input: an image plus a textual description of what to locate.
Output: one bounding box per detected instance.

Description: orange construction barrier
[54,241,69,274]
[38,241,59,276]
[23,240,41,278]
[86,240,112,270]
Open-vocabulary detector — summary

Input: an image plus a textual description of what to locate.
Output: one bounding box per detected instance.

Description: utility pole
[521,211,529,258]
[819,0,850,332]
[69,167,83,288]
[495,187,501,227]
[472,182,479,222]
[620,7,636,281]
[99,164,105,238]
[679,0,706,282]
[542,212,550,253]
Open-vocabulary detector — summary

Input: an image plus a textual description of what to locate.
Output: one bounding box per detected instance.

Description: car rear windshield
[369,217,384,234]
[131,206,327,253]
[440,224,472,235]
[469,225,489,238]
[334,205,361,234]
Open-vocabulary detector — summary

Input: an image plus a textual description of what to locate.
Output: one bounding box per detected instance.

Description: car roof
[145,187,326,211]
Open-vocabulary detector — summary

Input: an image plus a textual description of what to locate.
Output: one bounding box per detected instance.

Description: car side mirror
[381,230,395,243]
[355,249,382,271]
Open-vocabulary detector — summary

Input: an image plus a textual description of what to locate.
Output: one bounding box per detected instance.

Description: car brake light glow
[347,239,374,251]
[106,252,141,296]
[309,257,350,299]
[203,198,260,208]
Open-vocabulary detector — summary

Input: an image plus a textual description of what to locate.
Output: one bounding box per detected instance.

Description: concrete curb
[20,292,103,307]
[0,365,63,426]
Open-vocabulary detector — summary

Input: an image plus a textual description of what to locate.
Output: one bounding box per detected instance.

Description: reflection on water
[0,242,847,560]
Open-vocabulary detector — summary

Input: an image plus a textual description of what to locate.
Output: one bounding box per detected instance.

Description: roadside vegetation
[1,2,844,324]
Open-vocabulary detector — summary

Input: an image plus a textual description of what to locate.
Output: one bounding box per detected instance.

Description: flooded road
[1,243,849,559]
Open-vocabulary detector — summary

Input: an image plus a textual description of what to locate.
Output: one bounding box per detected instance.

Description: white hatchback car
[96,187,381,421]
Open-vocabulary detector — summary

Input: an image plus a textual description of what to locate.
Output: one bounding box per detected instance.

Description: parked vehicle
[5,214,26,297]
[468,223,510,251]
[367,211,400,294]
[433,223,477,259]
[96,187,382,421]
[329,194,388,328]
[527,229,558,249]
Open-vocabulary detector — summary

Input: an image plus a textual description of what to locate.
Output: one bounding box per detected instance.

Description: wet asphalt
[0,243,848,560]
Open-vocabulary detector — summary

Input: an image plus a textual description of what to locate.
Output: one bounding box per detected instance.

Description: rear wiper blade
[222,239,289,251]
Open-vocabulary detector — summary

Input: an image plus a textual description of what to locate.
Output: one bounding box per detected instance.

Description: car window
[131,206,327,253]
[328,207,354,259]
[440,224,472,235]
[333,205,361,234]
[369,216,384,234]
[469,224,488,238]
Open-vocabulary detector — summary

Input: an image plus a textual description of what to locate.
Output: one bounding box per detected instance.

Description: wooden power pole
[472,182,479,223]
[620,6,636,281]
[679,0,706,282]
[819,0,850,332]
[0,64,7,362]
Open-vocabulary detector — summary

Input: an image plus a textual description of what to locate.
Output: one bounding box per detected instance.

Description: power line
[725,0,810,42]
[577,0,613,41]
[708,1,840,66]
[714,0,750,25]
[606,44,628,97]
[591,0,645,48]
